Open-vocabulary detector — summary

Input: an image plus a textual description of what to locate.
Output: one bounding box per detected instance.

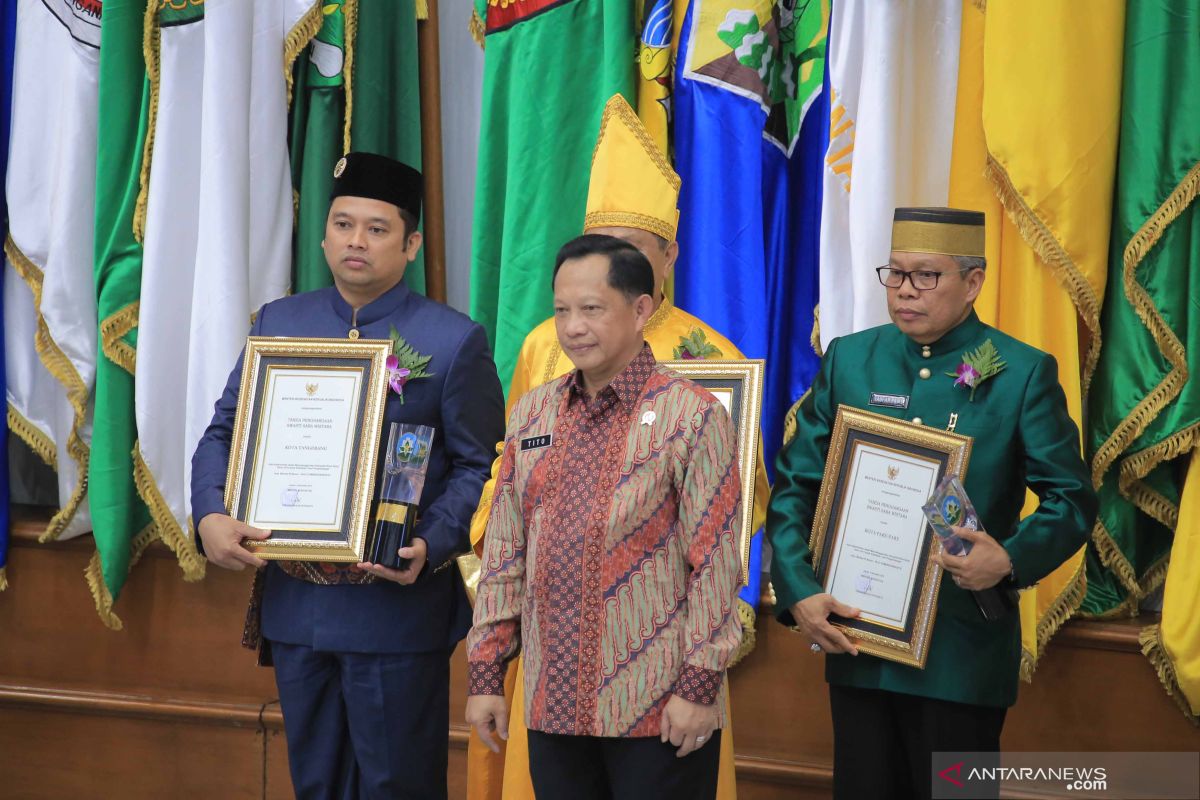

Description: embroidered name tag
[869,392,909,409]
[520,434,553,451]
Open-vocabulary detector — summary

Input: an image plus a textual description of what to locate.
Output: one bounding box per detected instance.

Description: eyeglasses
[875,266,970,291]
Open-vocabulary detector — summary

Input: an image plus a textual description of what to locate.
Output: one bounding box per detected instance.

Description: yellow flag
[1141,448,1200,722]
[947,0,1125,678]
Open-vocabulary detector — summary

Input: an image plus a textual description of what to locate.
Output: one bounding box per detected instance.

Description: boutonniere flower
[387,326,434,404]
[945,339,1006,401]
[673,328,724,360]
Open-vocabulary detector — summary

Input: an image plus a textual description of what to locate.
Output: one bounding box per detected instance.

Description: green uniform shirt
[767,311,1097,708]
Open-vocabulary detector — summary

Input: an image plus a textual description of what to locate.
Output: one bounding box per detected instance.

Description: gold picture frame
[663,359,765,586]
[809,405,972,668]
[224,337,392,562]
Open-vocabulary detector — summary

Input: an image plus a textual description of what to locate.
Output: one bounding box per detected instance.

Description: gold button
[348,329,360,340]
[912,417,923,425]
[919,368,931,379]
[922,346,932,359]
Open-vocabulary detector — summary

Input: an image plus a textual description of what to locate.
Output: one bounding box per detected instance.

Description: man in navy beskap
[191,152,504,799]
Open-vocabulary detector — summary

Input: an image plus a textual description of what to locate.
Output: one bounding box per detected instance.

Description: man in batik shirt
[466,234,743,800]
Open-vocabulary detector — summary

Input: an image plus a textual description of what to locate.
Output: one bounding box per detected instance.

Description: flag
[136,0,312,599]
[289,0,427,296]
[815,0,961,349]
[1143,448,1200,723]
[468,0,636,395]
[89,0,158,628]
[634,0,684,157]
[1085,0,1199,644]
[0,0,15,590]
[289,0,349,294]
[3,0,100,546]
[948,0,1124,676]
[672,0,828,640]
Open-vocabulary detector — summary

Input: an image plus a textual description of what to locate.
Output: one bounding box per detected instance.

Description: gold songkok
[583,94,681,241]
[891,207,986,258]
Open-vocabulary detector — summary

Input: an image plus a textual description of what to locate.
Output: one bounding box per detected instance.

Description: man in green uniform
[767,207,1097,799]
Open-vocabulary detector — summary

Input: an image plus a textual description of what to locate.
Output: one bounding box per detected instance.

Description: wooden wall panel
[2,519,1195,800]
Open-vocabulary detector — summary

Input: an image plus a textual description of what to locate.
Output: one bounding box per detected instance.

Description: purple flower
[954,362,981,388]
[386,354,411,401]
[680,350,697,360]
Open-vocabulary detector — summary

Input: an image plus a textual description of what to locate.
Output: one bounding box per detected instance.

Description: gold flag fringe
[134,0,162,244]
[1089,161,1199,496]
[1019,556,1086,682]
[0,568,7,592]
[469,7,485,48]
[726,598,758,669]
[1139,624,1200,726]
[100,301,139,375]
[971,0,986,12]
[3,235,91,543]
[983,155,1102,395]
[284,0,325,107]
[86,524,158,631]
[1092,518,1142,598]
[809,305,822,357]
[415,0,428,21]
[341,0,358,154]
[133,444,206,581]
[8,403,56,470]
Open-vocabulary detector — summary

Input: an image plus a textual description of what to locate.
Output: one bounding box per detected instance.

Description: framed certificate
[224,337,392,562]
[663,359,765,585]
[809,405,972,668]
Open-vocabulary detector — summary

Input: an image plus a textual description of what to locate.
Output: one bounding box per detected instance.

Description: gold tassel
[726,598,758,669]
[984,155,1102,394]
[415,0,428,21]
[971,0,986,12]
[284,0,325,106]
[1139,624,1200,725]
[341,0,358,153]
[0,567,7,592]
[469,7,485,49]
[134,0,162,244]
[133,444,207,582]
[8,402,56,470]
[3,234,92,544]
[86,524,160,632]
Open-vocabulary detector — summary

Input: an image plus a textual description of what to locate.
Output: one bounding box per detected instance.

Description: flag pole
[417,0,447,303]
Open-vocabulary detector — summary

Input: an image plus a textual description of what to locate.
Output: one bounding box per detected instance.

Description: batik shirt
[467,345,743,737]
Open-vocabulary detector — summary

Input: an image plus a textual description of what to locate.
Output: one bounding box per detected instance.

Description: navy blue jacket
[191,280,504,654]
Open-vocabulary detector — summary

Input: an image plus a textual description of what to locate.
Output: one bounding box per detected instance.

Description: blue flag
[0,0,16,589]
[673,1,828,610]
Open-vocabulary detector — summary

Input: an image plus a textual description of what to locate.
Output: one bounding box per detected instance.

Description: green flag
[88,0,159,629]
[289,0,425,295]
[468,0,635,394]
[1083,0,1200,617]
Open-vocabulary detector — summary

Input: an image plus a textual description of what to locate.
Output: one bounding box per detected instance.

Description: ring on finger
[696,735,706,744]
[810,642,822,653]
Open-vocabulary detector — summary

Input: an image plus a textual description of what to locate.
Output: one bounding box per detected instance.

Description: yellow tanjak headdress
[891,207,986,258]
[583,94,681,241]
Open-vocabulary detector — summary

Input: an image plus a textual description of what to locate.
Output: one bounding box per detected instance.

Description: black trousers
[830,685,1007,800]
[271,641,451,800]
[526,729,722,800]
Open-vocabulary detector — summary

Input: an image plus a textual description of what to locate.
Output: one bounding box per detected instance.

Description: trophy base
[366,501,417,570]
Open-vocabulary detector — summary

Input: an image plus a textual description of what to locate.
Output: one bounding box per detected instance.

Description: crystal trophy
[923,475,1019,621]
[365,423,434,570]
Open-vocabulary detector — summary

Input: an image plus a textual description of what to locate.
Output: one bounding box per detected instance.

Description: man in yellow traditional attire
[463,93,769,800]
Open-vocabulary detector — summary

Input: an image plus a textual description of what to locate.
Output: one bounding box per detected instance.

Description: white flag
[3,0,101,539]
[817,0,962,348]
[136,0,308,541]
